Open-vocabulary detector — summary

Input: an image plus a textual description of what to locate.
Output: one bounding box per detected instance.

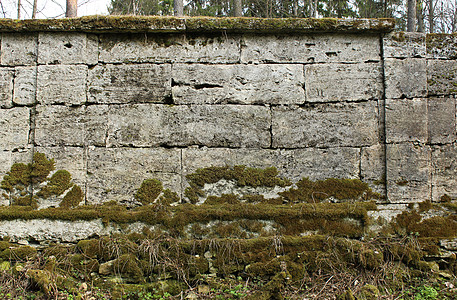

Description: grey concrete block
[1,33,37,66]
[385,98,428,143]
[38,33,98,65]
[427,34,457,59]
[99,33,240,63]
[427,60,457,96]
[0,107,30,151]
[385,58,427,99]
[0,68,14,108]
[383,32,426,58]
[386,143,431,203]
[86,147,181,204]
[13,66,36,106]
[431,144,457,201]
[241,33,380,63]
[428,96,456,144]
[305,63,383,102]
[37,65,87,105]
[87,64,171,104]
[172,64,305,105]
[272,102,378,148]
[34,105,85,147]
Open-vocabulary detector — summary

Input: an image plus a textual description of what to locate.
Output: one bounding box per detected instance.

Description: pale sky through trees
[0,0,110,18]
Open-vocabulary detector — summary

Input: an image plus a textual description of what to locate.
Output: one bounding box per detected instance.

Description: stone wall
[0,17,455,214]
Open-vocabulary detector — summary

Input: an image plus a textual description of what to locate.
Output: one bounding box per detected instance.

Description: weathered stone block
[182,147,360,184]
[38,33,98,65]
[0,68,14,108]
[0,107,30,150]
[428,96,456,144]
[86,147,181,204]
[427,60,457,96]
[385,98,428,143]
[272,102,378,148]
[87,64,171,104]
[368,204,409,223]
[383,32,426,58]
[87,104,271,148]
[384,58,427,99]
[431,144,457,201]
[34,105,85,147]
[361,144,386,196]
[0,148,33,184]
[1,33,37,66]
[85,105,108,147]
[241,33,380,63]
[99,33,240,63]
[427,34,457,59]
[172,64,305,105]
[13,67,36,106]
[37,65,87,105]
[305,63,382,102]
[386,143,431,203]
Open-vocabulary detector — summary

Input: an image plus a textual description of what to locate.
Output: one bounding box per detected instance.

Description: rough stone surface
[87,147,181,204]
[385,98,428,143]
[87,64,171,104]
[361,144,386,195]
[427,60,457,96]
[431,144,457,201]
[37,65,87,105]
[0,148,33,185]
[427,96,456,144]
[384,58,427,99]
[99,33,241,63]
[368,204,409,222]
[38,32,98,65]
[386,143,431,203]
[272,102,378,148]
[34,105,85,147]
[171,64,305,105]
[13,66,36,106]
[86,104,271,148]
[241,33,380,63]
[0,68,14,108]
[1,33,37,66]
[440,238,457,251]
[0,107,30,150]
[383,32,426,58]
[305,63,382,102]
[427,34,457,59]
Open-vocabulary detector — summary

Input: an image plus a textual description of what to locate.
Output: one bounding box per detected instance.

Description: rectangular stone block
[427,60,457,96]
[384,58,427,99]
[383,32,426,58]
[38,33,98,65]
[361,144,386,196]
[1,33,38,66]
[431,144,457,201]
[428,96,456,144]
[182,147,361,184]
[86,147,181,204]
[241,33,380,63]
[427,34,457,59]
[272,102,378,148]
[37,65,87,105]
[172,64,305,105]
[88,64,171,104]
[0,68,14,108]
[87,104,271,148]
[386,143,431,203]
[99,33,240,63]
[0,107,30,151]
[305,63,382,102]
[34,105,85,147]
[13,66,36,106]
[385,98,428,143]
[35,146,87,201]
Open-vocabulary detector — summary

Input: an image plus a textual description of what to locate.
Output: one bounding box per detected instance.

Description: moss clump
[393,208,457,238]
[135,179,163,205]
[1,245,37,261]
[37,170,73,199]
[205,194,239,205]
[59,185,83,209]
[113,254,144,283]
[279,178,380,203]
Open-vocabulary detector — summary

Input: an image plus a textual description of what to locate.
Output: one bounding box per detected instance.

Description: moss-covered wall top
[0,16,395,33]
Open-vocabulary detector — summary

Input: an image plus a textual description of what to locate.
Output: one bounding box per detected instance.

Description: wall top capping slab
[0,16,395,34]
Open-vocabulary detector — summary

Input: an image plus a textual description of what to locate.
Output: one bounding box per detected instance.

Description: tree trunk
[429,0,434,33]
[407,0,417,32]
[417,0,424,32]
[293,0,298,16]
[234,0,242,16]
[32,0,37,18]
[17,0,21,19]
[66,0,77,17]
[174,0,183,16]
